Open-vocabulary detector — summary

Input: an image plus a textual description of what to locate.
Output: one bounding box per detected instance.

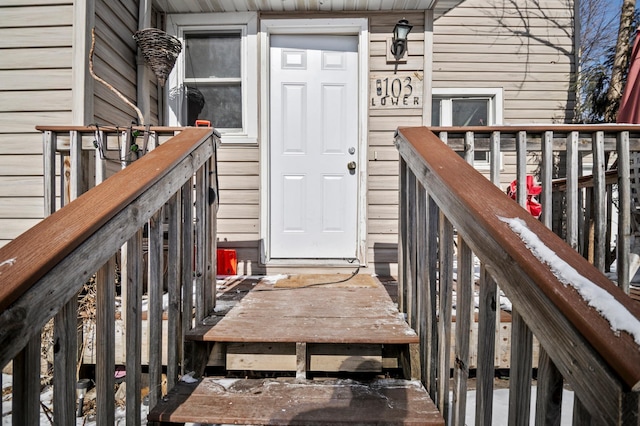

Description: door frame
[259,18,369,266]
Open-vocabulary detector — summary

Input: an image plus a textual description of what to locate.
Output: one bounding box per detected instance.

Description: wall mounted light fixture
[390,19,413,61]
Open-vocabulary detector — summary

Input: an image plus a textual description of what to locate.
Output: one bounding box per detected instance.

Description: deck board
[189,275,419,344]
[148,378,444,425]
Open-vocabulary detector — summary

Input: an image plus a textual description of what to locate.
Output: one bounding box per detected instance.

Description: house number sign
[370,73,423,109]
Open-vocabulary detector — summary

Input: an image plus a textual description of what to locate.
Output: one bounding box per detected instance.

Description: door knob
[347,161,357,171]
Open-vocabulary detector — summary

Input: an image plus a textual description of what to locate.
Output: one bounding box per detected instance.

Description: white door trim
[259,18,369,266]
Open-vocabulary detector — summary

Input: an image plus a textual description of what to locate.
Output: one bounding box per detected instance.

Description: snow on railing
[396,126,640,425]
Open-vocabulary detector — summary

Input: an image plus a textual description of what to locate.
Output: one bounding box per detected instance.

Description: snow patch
[499,216,640,346]
[260,274,289,285]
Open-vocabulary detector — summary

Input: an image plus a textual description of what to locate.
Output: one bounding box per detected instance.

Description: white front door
[270,34,359,259]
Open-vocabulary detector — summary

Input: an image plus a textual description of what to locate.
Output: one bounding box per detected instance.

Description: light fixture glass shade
[393,19,413,42]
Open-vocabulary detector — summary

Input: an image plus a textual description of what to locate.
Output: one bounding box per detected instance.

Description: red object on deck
[217,249,237,275]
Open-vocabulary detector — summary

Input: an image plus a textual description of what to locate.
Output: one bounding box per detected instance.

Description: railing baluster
[566,131,591,423]
[125,230,143,426]
[617,130,631,293]
[476,265,497,426]
[53,298,78,425]
[406,167,417,328]
[535,348,563,425]
[536,129,564,426]
[508,130,534,425]
[43,131,57,216]
[452,236,473,426]
[195,165,207,323]
[566,131,579,250]
[398,157,407,316]
[13,335,41,426]
[425,195,439,398]
[148,208,164,408]
[181,179,194,375]
[437,213,454,420]
[167,192,181,390]
[95,257,115,426]
[416,180,427,383]
[592,131,607,271]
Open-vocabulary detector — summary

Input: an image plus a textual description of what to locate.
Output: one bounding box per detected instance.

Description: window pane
[186,84,242,129]
[185,33,241,79]
[432,98,441,125]
[452,99,488,126]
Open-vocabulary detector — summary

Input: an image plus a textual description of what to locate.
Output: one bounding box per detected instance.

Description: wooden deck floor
[189,274,419,345]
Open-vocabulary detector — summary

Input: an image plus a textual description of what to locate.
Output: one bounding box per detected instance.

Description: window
[184,33,242,129]
[432,88,503,168]
[167,13,258,144]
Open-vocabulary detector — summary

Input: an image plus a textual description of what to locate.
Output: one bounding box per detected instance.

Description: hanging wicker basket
[133,28,182,87]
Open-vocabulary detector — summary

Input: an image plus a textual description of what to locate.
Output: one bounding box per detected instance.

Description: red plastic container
[217,249,237,275]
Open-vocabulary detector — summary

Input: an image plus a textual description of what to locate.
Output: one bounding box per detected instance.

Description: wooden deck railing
[0,126,219,424]
[396,126,640,425]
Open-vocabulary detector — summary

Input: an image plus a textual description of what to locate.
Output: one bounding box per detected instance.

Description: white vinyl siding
[93,0,142,125]
[0,1,74,247]
[432,0,576,124]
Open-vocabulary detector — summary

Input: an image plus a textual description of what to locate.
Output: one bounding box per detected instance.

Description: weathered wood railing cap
[0,127,214,312]
[35,124,222,139]
[395,126,640,392]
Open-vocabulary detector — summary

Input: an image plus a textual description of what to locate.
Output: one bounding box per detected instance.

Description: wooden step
[186,283,419,345]
[148,377,444,425]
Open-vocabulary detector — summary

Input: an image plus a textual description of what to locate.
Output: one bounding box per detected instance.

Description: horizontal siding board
[0,134,43,155]
[434,62,574,73]
[0,218,41,240]
[0,111,72,134]
[368,146,398,161]
[217,218,259,234]
[368,175,398,190]
[433,52,572,64]
[0,155,43,175]
[0,69,72,90]
[1,0,72,5]
[0,197,44,218]
[218,147,261,162]
[217,161,259,176]
[218,175,259,190]
[0,5,74,28]
[0,47,73,70]
[368,161,398,176]
[0,27,72,48]
[0,176,45,196]
[369,116,422,131]
[94,97,137,126]
[220,190,259,205]
[0,90,73,112]
[217,204,259,219]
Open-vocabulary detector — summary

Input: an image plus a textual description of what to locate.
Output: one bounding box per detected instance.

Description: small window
[184,33,243,130]
[432,89,503,169]
[167,12,258,144]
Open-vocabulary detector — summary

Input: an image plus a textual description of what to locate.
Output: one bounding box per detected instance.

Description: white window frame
[433,88,503,169]
[166,13,258,144]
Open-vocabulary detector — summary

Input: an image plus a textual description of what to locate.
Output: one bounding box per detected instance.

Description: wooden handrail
[396,126,640,423]
[429,124,640,133]
[0,127,213,312]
